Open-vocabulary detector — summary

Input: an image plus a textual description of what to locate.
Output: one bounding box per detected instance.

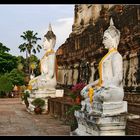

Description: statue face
[42,37,56,51]
[102,32,114,49]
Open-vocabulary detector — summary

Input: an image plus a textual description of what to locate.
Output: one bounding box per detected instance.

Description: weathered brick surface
[0,98,70,136]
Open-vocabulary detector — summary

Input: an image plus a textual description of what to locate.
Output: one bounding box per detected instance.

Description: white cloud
[56,17,73,22]
[53,17,73,50]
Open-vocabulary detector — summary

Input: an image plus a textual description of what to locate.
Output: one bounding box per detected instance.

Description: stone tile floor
[0,98,70,136]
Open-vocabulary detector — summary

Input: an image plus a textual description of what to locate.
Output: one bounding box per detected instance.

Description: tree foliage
[0,50,17,74]
[0,42,10,53]
[18,30,42,75]
[0,75,13,93]
[7,69,25,86]
[28,55,41,76]
[0,43,26,94]
[18,30,42,57]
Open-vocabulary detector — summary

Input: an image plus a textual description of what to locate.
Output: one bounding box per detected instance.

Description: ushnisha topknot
[104,17,120,48]
[110,17,114,26]
[44,23,56,41]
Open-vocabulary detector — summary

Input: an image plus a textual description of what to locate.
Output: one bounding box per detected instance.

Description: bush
[21,90,30,101]
[31,98,45,107]
[66,104,81,116]
[68,82,86,100]
[0,91,6,98]
[31,98,45,114]
[0,75,13,92]
[66,105,81,131]
[21,89,30,108]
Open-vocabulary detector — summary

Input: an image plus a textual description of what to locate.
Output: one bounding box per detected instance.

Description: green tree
[0,43,18,74]
[28,55,41,76]
[0,75,13,97]
[7,69,25,86]
[0,52,18,74]
[17,55,25,65]
[16,56,26,72]
[0,42,10,53]
[18,30,42,75]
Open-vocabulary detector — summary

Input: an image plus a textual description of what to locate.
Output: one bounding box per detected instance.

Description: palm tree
[18,30,42,76]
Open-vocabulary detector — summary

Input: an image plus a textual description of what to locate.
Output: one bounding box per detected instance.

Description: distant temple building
[56,4,140,94]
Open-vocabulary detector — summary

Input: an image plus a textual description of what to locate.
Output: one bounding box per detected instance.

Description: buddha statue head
[42,23,56,51]
[102,18,120,49]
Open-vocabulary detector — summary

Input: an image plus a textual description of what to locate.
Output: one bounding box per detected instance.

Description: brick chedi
[56,5,140,94]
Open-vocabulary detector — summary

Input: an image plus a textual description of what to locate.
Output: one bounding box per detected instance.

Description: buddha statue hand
[81,87,87,96]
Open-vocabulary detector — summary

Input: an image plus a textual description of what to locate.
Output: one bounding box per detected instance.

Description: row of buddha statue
[28,18,127,116]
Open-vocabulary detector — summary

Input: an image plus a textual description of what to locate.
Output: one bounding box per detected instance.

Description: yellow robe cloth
[98,48,117,86]
[88,48,117,103]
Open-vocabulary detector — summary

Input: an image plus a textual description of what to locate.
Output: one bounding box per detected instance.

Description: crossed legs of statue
[81,86,125,115]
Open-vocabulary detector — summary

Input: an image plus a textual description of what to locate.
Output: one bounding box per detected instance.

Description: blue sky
[0,4,74,59]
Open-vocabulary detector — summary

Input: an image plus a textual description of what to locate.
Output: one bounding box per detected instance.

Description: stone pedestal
[27,89,64,114]
[91,101,127,116]
[71,110,127,136]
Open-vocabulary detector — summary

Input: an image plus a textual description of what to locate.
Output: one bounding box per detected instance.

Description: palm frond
[37,45,42,49]
[32,49,36,54]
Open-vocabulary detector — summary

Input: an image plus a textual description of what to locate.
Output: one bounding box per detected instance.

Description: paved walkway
[0,98,70,136]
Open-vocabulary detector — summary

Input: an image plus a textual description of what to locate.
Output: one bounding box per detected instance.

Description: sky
[0,4,74,59]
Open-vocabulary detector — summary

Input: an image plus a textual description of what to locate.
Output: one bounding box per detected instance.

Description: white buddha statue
[80,18,127,115]
[29,24,57,91]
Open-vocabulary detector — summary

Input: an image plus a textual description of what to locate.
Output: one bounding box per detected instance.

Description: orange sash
[98,48,117,86]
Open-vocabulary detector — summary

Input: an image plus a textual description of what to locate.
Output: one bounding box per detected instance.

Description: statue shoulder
[111,52,123,67]
[112,52,122,60]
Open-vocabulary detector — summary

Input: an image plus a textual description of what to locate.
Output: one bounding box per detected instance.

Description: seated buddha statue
[29,24,57,91]
[80,18,127,115]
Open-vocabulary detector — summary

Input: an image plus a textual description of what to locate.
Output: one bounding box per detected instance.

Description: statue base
[71,101,128,136]
[91,101,127,116]
[27,89,64,114]
[71,110,127,136]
